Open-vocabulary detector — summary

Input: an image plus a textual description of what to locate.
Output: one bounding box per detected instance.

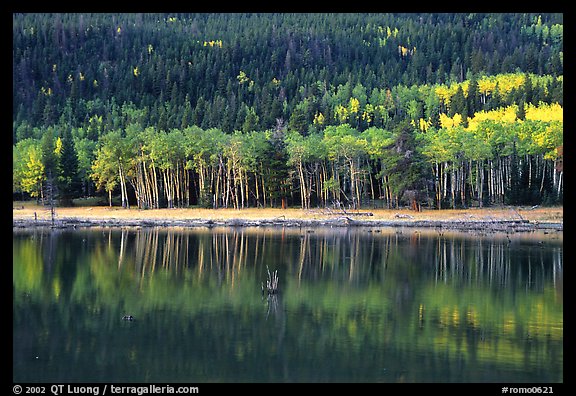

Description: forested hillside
[13,13,563,209]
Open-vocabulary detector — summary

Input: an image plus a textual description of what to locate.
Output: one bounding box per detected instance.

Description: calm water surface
[13,226,563,383]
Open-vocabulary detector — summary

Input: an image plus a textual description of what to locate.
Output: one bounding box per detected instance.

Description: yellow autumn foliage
[439,113,463,131]
[349,97,360,114]
[335,104,349,123]
[466,106,518,131]
[525,102,563,123]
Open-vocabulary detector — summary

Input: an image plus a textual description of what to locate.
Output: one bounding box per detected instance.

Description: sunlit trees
[91,130,131,208]
[285,131,311,209]
[15,99,563,210]
[418,102,563,208]
[184,126,223,208]
[323,125,369,208]
[14,140,45,203]
[361,127,397,208]
[286,131,327,209]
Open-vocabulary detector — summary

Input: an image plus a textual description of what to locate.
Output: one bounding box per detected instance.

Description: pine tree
[288,102,309,135]
[466,75,481,115]
[41,130,58,178]
[57,128,81,205]
[449,85,467,118]
[242,106,260,133]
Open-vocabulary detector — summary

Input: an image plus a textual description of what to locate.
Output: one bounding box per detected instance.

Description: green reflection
[13,227,562,383]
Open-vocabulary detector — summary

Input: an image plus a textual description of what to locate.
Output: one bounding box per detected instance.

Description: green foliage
[56,128,81,204]
[13,13,563,208]
[14,140,44,199]
[13,13,562,133]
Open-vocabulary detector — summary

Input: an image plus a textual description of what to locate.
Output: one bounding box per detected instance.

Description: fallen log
[327,211,373,216]
[394,213,414,219]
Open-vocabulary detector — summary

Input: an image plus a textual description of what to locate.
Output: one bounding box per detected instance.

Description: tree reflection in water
[13,226,562,383]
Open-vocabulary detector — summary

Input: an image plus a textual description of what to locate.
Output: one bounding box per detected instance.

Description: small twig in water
[263,265,279,295]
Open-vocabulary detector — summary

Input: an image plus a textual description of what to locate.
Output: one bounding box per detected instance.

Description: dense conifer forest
[13,13,563,209]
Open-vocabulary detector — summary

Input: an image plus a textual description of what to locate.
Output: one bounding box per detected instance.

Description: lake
[13,226,563,383]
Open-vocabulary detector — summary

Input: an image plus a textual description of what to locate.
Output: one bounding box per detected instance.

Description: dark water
[13,226,563,383]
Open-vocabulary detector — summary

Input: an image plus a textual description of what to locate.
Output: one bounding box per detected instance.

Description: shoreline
[12,205,563,232]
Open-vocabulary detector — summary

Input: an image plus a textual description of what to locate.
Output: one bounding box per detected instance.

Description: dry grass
[12,201,563,224]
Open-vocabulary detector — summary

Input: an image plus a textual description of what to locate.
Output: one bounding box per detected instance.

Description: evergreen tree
[288,100,310,135]
[466,75,481,115]
[265,125,290,207]
[57,128,81,205]
[40,130,58,178]
[242,106,260,133]
[449,85,467,118]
